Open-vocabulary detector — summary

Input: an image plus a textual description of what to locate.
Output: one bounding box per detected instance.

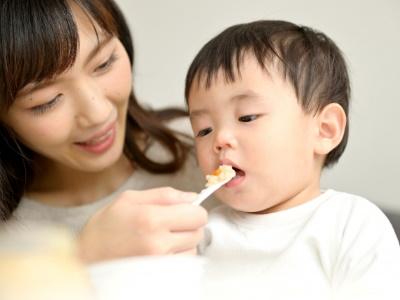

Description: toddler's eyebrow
[230,90,263,103]
[189,90,265,118]
[189,108,209,119]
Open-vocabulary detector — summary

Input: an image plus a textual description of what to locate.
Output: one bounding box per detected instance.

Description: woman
[0,0,207,263]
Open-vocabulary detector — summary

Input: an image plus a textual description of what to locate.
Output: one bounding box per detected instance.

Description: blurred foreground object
[0,224,94,300]
[89,255,205,300]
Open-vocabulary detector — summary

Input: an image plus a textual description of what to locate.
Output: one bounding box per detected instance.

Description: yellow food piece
[212,168,222,176]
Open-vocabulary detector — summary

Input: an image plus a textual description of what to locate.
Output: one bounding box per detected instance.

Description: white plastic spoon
[193,177,232,206]
[193,172,239,205]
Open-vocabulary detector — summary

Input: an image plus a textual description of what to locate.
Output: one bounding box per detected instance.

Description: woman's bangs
[0,1,78,109]
[78,0,119,39]
[0,0,119,110]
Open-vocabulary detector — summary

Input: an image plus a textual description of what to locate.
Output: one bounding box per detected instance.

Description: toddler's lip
[219,158,237,168]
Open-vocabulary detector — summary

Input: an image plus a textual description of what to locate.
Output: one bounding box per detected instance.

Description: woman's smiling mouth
[75,122,117,154]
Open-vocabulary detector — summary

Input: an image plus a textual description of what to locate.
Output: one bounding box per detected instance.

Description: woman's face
[2,8,132,172]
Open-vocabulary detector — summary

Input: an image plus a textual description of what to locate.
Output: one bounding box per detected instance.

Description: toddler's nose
[213,128,238,153]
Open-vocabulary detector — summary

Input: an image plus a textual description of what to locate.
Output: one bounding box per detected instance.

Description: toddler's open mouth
[231,166,245,178]
[224,166,245,188]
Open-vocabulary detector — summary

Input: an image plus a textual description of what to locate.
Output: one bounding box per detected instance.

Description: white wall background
[115,0,400,213]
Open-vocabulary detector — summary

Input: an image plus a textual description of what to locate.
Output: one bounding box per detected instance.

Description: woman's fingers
[167,229,205,254]
[79,187,208,263]
[122,204,207,254]
[119,187,198,205]
[177,248,198,255]
[153,203,208,232]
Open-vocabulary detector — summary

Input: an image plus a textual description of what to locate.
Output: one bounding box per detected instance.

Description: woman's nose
[213,128,238,153]
[73,80,113,127]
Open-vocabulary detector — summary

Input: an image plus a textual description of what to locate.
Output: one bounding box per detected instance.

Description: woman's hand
[78,187,207,263]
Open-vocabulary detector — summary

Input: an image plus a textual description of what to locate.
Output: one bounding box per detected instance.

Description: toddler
[185,20,400,298]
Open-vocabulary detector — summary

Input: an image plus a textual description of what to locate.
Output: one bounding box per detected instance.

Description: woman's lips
[75,125,116,154]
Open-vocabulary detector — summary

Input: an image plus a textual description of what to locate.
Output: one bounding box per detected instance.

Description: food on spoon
[205,165,236,187]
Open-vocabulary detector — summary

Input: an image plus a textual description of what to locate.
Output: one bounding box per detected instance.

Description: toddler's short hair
[185,20,350,167]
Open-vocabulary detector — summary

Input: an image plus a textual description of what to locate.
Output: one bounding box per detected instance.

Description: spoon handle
[193,179,229,206]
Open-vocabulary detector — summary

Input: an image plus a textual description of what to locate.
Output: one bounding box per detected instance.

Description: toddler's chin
[219,198,251,212]
[218,196,270,213]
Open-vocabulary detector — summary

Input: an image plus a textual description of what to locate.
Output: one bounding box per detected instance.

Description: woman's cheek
[102,57,132,105]
[18,115,72,151]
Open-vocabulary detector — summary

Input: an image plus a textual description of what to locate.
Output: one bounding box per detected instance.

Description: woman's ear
[314,103,347,155]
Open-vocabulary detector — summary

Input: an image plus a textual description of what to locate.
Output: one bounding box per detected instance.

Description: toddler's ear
[314,103,346,155]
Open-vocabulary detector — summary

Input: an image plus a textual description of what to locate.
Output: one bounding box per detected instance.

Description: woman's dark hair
[185,20,350,168]
[0,0,190,220]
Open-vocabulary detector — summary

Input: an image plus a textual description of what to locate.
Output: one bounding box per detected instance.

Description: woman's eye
[95,53,118,73]
[30,94,62,115]
[197,127,212,137]
[238,115,258,122]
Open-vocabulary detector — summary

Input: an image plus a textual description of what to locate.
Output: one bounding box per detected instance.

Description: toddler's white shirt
[201,190,400,300]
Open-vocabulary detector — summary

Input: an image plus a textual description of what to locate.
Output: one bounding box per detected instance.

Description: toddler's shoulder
[321,189,387,219]
[320,189,396,242]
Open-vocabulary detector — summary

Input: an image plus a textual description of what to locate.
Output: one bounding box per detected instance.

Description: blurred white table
[89,256,205,300]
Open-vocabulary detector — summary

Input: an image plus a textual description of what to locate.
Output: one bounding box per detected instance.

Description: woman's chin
[71,147,124,173]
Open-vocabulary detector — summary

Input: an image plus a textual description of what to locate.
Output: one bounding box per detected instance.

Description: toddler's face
[188,55,322,213]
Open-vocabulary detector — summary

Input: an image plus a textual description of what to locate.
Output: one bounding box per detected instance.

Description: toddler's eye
[238,115,257,122]
[197,127,212,137]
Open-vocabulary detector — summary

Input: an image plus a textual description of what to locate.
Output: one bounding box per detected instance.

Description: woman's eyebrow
[84,35,114,66]
[17,80,55,98]
[16,36,115,99]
